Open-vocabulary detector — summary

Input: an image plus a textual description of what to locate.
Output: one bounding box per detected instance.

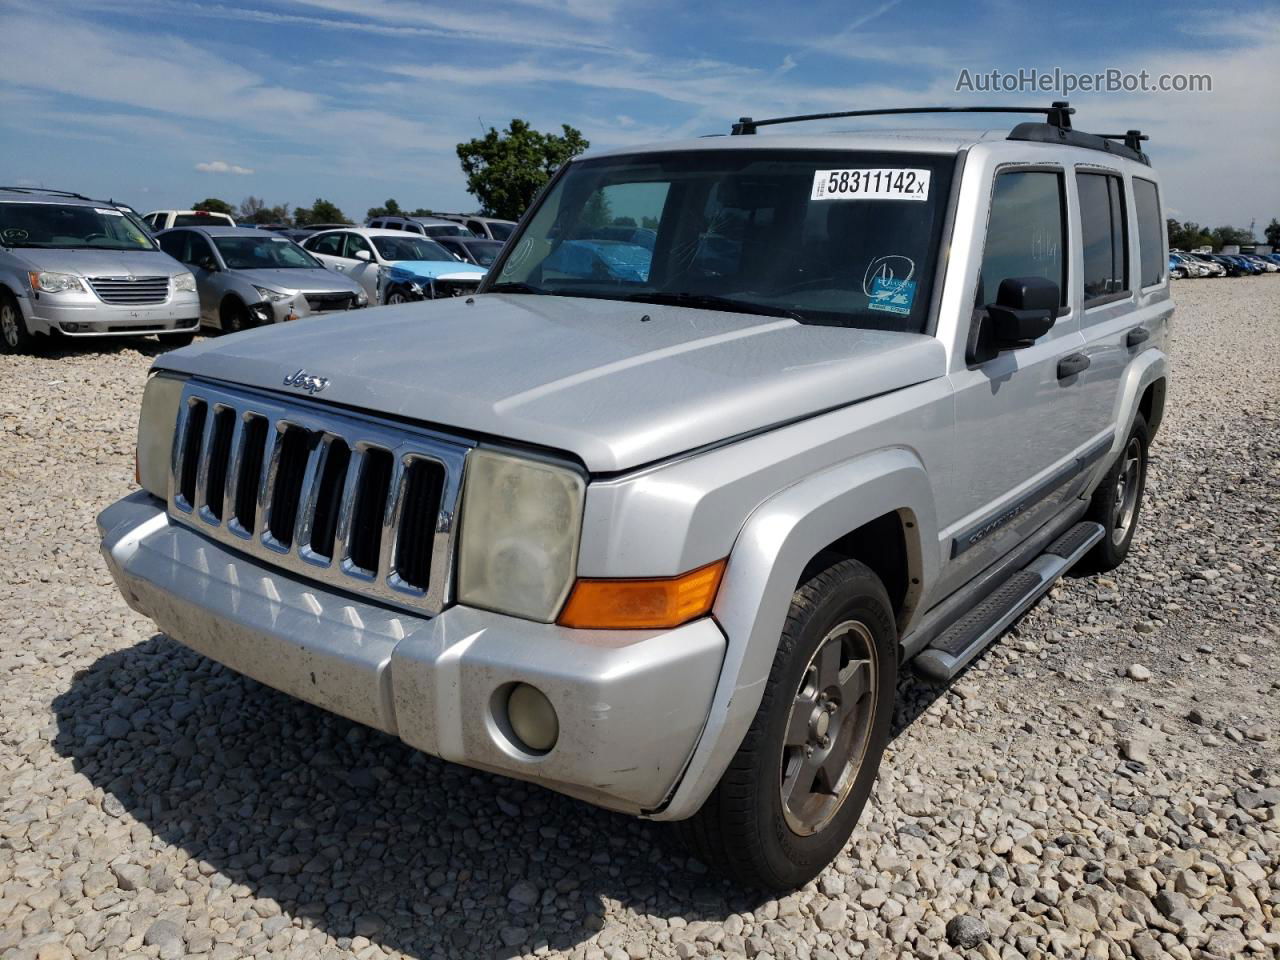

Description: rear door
[941,165,1096,593]
[1074,170,1170,449]
[304,232,346,272]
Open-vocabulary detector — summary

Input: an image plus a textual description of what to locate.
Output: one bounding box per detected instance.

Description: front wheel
[679,557,898,889]
[0,290,37,354]
[1084,413,1149,571]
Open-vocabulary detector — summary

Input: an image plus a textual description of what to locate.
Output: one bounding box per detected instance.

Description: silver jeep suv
[0,187,200,351]
[99,103,1170,888]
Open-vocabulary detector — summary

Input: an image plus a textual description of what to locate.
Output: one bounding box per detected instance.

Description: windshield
[371,236,455,262]
[488,221,515,241]
[461,240,503,266]
[491,149,955,331]
[213,235,320,269]
[0,202,156,251]
[420,223,470,237]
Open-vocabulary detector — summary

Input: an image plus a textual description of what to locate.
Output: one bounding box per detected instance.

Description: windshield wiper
[619,291,803,321]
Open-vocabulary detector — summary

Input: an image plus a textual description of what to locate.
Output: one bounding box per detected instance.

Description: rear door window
[309,232,344,257]
[1077,172,1129,305]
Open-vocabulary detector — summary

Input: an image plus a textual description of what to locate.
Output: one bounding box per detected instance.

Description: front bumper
[250,293,367,325]
[25,290,200,337]
[98,492,725,814]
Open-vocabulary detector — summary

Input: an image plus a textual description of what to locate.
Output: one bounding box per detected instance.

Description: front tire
[679,557,898,889]
[221,298,252,333]
[1084,413,1149,571]
[0,290,37,354]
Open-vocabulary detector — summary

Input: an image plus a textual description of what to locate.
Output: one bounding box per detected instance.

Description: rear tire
[678,557,898,890]
[1084,413,1149,571]
[0,290,37,354]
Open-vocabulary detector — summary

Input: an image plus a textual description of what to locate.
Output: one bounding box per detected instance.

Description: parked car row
[1169,249,1280,278]
[0,186,515,352]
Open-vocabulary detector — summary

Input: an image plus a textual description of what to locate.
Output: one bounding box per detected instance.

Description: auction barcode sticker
[811,168,931,201]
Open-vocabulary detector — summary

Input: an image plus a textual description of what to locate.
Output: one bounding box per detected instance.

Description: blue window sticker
[868,276,916,315]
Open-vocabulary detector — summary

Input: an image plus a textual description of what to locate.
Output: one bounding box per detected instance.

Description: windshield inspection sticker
[812,168,931,201]
[868,276,917,315]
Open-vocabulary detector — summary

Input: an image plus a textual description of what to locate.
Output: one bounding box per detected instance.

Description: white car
[301,227,486,304]
[1171,252,1209,278]
[143,210,236,231]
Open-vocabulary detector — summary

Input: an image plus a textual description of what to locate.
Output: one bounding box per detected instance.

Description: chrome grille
[88,275,170,305]
[168,381,470,615]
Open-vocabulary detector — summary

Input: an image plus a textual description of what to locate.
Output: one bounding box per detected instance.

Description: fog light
[63,322,80,332]
[507,683,558,753]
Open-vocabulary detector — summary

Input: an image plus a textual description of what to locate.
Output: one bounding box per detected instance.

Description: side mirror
[353,249,372,262]
[967,276,1059,364]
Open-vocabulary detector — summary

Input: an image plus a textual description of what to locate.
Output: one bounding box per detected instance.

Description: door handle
[1125,326,1150,348]
[1058,353,1090,379]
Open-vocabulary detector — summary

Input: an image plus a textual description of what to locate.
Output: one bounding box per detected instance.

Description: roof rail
[1007,120,1150,165]
[730,102,1074,135]
[0,185,97,201]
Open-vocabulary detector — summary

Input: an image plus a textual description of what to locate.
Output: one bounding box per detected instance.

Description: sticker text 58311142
[811,168,931,201]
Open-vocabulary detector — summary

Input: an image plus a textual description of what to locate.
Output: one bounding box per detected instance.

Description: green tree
[456,119,589,221]
[408,207,434,217]
[293,198,350,226]
[1166,219,1213,251]
[366,198,404,220]
[1263,218,1280,247]
[581,190,612,228]
[194,197,235,216]
[1210,225,1254,249]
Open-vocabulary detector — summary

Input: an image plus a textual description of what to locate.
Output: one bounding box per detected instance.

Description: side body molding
[652,447,937,820]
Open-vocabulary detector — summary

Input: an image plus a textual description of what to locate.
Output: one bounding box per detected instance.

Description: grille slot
[308,439,350,560]
[88,276,170,305]
[305,292,357,312]
[178,401,207,506]
[348,448,393,572]
[234,416,270,533]
[203,408,236,520]
[266,426,313,548]
[168,383,468,615]
[395,459,446,590]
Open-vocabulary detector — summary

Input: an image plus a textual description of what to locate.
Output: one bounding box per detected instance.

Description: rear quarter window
[1132,178,1165,288]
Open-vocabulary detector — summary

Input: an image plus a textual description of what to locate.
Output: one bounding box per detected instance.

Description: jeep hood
[156,294,946,473]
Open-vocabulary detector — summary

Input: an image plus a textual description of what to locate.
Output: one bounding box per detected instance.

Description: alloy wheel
[1111,436,1143,546]
[1,303,18,347]
[779,619,879,836]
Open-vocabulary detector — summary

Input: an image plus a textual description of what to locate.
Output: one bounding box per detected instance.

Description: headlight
[252,285,293,302]
[172,272,197,293]
[457,450,585,622]
[28,271,85,294]
[136,374,185,498]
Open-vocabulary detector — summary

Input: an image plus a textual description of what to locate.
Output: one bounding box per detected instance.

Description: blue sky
[2,0,1277,230]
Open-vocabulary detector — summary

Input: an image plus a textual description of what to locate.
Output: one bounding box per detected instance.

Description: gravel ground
[1,278,1277,960]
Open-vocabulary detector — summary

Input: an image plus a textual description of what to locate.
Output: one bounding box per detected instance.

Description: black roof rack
[730,102,1075,135]
[729,101,1150,165]
[0,185,99,201]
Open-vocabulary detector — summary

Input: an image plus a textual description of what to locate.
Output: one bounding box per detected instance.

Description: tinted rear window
[1132,178,1164,288]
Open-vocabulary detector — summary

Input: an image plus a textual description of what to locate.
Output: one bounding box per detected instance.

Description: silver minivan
[0,187,200,352]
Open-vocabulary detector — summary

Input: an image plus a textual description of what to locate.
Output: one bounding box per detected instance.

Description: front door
[940,166,1096,594]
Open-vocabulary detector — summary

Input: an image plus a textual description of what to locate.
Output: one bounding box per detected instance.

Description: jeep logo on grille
[283,369,329,394]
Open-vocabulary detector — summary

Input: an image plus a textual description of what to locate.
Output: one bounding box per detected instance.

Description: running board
[913,521,1104,682]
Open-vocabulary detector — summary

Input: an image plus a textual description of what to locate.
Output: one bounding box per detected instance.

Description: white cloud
[195,160,254,174]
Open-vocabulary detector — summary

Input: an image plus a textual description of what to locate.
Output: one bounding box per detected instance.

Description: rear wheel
[679,557,898,889]
[1084,413,1149,571]
[0,290,37,354]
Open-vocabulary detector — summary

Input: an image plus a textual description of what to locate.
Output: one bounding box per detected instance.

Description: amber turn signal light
[557,559,727,630]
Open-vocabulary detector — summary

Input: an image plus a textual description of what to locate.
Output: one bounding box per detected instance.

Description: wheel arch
[653,446,937,821]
